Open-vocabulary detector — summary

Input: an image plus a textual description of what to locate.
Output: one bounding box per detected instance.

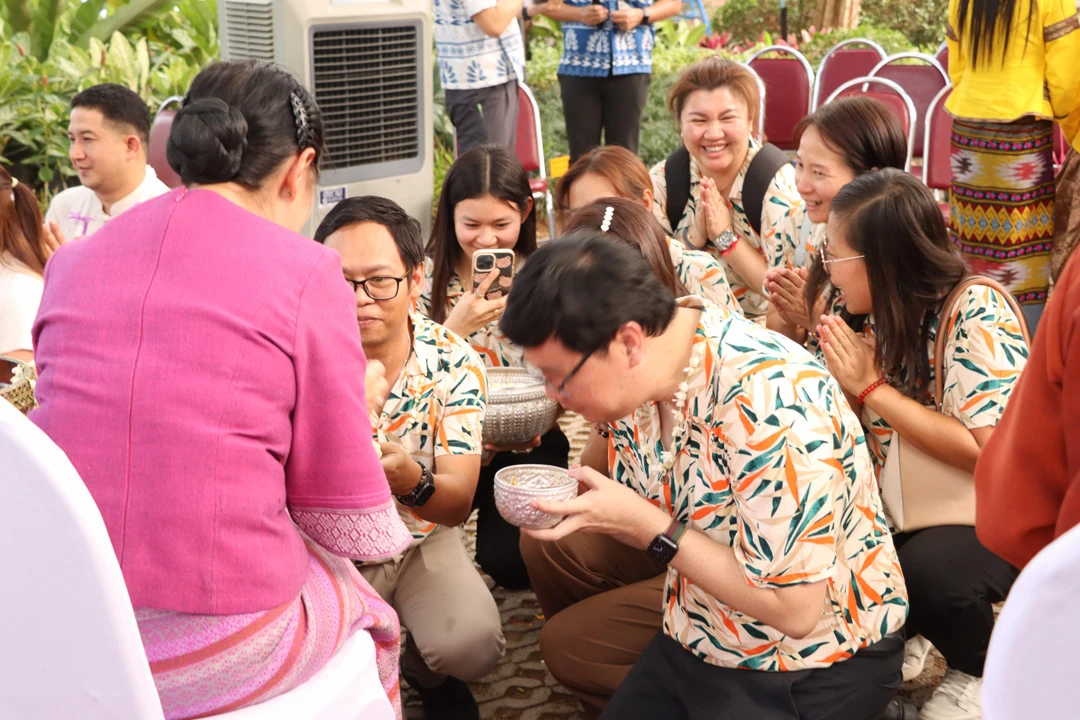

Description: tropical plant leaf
[71,0,108,44]
[74,0,174,47]
[29,0,63,60]
[2,0,32,34]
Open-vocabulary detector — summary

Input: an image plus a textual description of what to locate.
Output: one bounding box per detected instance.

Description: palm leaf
[74,0,174,48]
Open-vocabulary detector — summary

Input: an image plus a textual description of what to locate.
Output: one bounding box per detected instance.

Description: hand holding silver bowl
[494,464,578,530]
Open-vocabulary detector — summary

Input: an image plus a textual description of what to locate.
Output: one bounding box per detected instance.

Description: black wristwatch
[647,519,687,564]
[641,6,652,24]
[397,463,436,507]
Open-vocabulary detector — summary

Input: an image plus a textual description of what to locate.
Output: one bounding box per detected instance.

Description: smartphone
[472,249,515,300]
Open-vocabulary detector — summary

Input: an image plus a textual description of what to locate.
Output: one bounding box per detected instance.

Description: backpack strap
[742,143,791,237]
[664,145,691,233]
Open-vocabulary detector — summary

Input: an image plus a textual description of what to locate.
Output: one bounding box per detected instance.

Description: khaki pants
[520,532,666,718]
[360,525,505,687]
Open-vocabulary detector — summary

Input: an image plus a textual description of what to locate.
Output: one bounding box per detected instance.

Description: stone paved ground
[402,413,948,718]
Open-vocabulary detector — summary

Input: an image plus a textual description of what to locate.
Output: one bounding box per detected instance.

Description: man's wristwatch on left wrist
[397,463,436,507]
[647,518,687,564]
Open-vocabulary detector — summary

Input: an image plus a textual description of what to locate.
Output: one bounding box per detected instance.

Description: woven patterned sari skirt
[949,117,1055,308]
[135,538,402,720]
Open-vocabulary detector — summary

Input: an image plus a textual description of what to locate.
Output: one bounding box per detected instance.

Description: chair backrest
[869,53,950,159]
[148,96,184,189]
[747,46,815,150]
[514,82,545,177]
[923,86,954,189]
[812,38,888,110]
[0,402,164,719]
[825,76,917,171]
[935,40,949,74]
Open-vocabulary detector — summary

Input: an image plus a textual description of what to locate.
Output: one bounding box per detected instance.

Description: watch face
[647,534,678,564]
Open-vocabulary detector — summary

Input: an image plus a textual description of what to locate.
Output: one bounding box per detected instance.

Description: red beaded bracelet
[857,377,888,404]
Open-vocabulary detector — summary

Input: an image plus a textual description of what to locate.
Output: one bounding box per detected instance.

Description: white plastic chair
[0,401,395,720]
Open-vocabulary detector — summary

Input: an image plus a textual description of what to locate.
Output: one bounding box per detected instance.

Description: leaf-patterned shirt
[433,0,525,90]
[650,140,802,319]
[853,286,1030,475]
[375,313,487,546]
[558,0,658,77]
[607,299,908,670]
[669,238,741,315]
[417,256,526,369]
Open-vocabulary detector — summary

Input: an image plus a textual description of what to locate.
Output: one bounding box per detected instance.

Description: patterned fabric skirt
[949,117,1055,307]
[136,538,402,720]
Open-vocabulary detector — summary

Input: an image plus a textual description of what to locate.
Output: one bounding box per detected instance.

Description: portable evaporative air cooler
[218,0,435,238]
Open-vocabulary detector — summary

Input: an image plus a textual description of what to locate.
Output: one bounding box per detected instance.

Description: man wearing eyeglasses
[315,197,504,720]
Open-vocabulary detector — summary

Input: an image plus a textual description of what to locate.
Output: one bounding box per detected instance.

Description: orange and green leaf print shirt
[608,299,908,670]
[374,313,487,547]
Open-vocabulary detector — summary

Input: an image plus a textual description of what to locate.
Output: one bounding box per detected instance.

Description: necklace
[636,336,706,489]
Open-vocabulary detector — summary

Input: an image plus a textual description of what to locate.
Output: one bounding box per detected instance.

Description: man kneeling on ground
[500,235,908,720]
[316,197,504,720]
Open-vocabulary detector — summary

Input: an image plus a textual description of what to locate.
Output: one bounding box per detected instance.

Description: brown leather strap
[931,275,1032,410]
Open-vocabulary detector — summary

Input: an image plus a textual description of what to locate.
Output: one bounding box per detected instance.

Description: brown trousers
[520,532,666,718]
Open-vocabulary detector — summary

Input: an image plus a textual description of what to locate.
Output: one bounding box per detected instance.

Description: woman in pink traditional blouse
[30,60,412,719]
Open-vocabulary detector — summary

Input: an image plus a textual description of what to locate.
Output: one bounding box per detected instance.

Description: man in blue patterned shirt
[434,0,528,152]
[531,0,681,161]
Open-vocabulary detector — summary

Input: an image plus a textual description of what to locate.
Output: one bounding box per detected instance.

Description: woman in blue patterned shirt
[531,0,682,162]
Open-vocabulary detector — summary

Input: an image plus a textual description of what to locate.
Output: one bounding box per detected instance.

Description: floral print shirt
[668,239,741,314]
[417,257,525,369]
[374,313,487,546]
[606,298,908,670]
[650,140,802,319]
[558,0,657,76]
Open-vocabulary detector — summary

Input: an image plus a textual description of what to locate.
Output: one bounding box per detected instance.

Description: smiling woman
[648,57,801,321]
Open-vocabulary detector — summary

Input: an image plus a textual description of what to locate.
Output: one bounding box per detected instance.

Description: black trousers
[473,426,570,590]
[446,79,519,154]
[558,73,651,163]
[894,524,1018,677]
[602,632,904,720]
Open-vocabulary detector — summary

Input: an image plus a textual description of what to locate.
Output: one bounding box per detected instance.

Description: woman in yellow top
[946,0,1080,331]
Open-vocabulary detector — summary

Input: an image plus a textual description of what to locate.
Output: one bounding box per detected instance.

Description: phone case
[471,249,516,300]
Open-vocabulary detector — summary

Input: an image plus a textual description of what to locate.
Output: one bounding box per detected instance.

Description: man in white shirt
[44,84,170,244]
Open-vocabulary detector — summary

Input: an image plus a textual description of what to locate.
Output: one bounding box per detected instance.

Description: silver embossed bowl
[494,464,578,530]
[484,367,559,445]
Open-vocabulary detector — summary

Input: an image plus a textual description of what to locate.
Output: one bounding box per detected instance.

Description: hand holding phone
[472,249,515,301]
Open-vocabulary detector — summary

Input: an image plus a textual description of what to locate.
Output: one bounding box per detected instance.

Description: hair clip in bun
[600,206,614,233]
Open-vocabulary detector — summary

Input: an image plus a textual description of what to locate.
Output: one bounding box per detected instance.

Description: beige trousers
[360,525,505,687]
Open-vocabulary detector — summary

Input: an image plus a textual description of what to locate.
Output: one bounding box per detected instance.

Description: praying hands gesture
[764,267,812,329]
[522,465,670,550]
[42,221,69,258]
[816,315,881,399]
[694,177,733,250]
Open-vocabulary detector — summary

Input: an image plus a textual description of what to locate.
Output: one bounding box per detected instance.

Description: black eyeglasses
[345,275,408,301]
[544,348,595,397]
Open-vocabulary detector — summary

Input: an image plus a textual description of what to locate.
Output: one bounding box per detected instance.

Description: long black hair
[426,145,537,323]
[956,0,1034,68]
[805,170,968,398]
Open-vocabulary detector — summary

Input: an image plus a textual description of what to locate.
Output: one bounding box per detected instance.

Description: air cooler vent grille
[222,0,274,61]
[312,24,422,170]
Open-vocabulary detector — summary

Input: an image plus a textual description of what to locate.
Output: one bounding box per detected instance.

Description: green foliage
[0,0,220,206]
[798,23,919,67]
[712,0,816,46]
[860,0,948,49]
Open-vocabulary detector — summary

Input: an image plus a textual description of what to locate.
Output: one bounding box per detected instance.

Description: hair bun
[166,97,248,185]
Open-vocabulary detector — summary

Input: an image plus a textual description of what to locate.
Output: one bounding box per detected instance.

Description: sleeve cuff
[291,501,412,562]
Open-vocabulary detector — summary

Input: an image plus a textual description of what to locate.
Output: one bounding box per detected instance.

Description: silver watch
[714,228,738,252]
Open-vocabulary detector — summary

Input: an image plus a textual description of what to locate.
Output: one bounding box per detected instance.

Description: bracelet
[719,234,741,257]
[857,377,888,405]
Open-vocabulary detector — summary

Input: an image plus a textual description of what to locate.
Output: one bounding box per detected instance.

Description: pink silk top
[31,187,411,615]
